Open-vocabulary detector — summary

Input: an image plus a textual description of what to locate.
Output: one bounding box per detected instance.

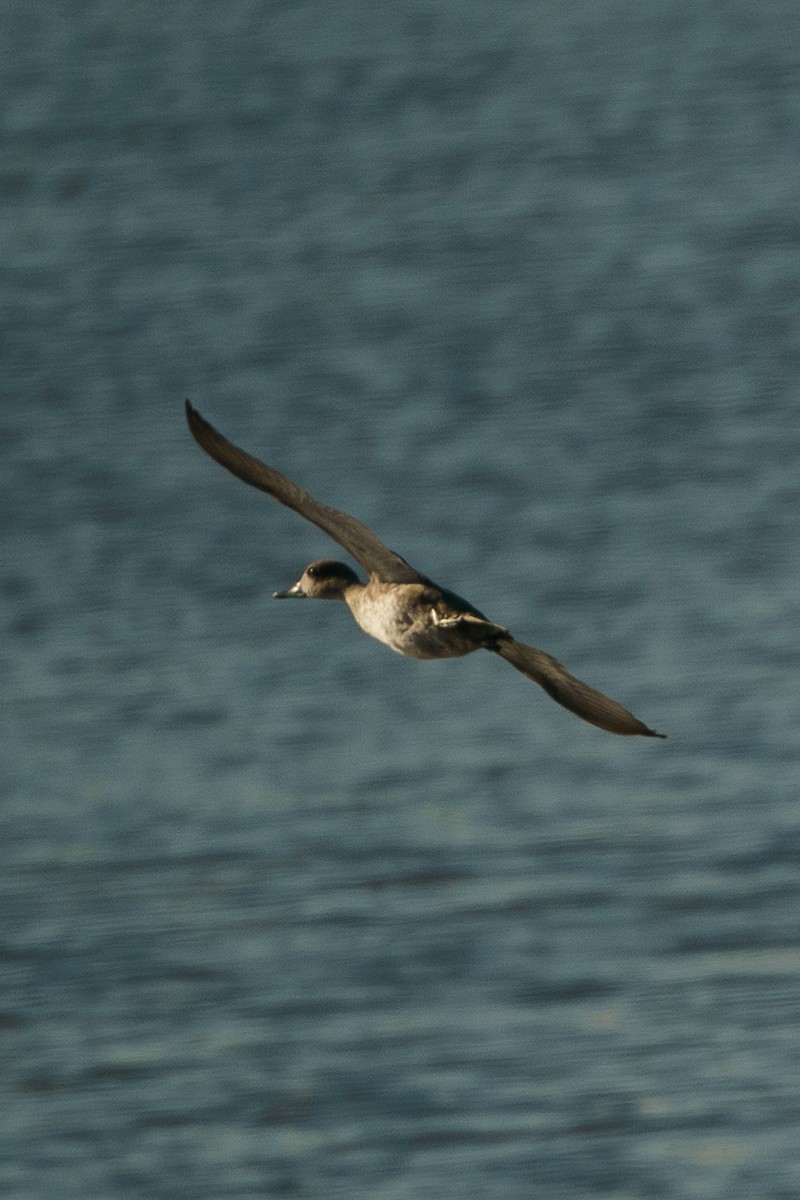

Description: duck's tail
[493,637,665,738]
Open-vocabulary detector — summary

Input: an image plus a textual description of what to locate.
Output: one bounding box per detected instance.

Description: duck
[185,401,665,738]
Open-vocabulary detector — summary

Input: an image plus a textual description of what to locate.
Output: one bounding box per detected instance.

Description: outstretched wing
[495,638,665,737]
[185,402,428,584]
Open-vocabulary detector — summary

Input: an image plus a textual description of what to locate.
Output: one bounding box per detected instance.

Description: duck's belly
[347,585,493,660]
[390,621,478,660]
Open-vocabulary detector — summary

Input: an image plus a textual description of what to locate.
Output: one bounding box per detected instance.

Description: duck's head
[273,559,361,600]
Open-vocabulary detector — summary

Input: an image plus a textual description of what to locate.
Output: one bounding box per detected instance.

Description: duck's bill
[273,582,307,598]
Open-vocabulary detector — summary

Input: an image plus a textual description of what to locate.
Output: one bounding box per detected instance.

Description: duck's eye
[307,565,317,577]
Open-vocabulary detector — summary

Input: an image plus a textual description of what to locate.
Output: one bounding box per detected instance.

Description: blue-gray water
[3,1,800,1197]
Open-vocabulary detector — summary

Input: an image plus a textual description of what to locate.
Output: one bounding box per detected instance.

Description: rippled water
[3,1,800,1196]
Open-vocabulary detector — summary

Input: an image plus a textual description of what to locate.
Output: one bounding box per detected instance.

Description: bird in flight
[185,401,664,738]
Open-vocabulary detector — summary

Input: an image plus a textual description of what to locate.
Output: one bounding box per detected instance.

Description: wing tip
[185,398,202,429]
[185,399,216,448]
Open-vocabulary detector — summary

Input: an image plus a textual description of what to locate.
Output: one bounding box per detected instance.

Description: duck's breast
[346,583,493,660]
